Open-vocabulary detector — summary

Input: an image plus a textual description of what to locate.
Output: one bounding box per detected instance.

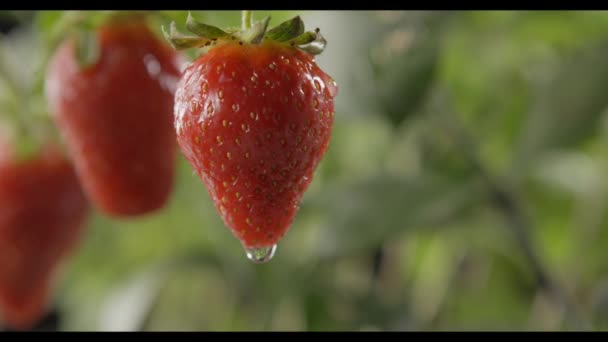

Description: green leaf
[307,174,485,259]
[366,12,451,127]
[185,12,230,39]
[376,31,438,127]
[265,16,305,42]
[35,11,87,53]
[35,10,63,37]
[74,28,100,69]
[515,38,608,169]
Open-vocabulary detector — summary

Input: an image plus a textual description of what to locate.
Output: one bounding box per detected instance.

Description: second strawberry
[45,15,183,217]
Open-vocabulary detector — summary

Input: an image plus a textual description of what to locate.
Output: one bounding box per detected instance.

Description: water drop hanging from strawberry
[165,11,337,263]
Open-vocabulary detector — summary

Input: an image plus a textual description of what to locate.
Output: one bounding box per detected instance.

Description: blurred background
[2,10,608,331]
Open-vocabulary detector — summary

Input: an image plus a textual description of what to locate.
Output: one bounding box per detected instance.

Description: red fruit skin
[174,41,337,248]
[0,145,89,330]
[45,18,183,217]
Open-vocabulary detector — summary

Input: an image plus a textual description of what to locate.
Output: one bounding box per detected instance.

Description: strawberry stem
[0,46,32,139]
[0,43,45,157]
[242,10,253,30]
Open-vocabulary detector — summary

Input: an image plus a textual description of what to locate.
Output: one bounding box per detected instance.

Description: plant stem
[485,179,591,330]
[0,44,32,142]
[242,10,253,30]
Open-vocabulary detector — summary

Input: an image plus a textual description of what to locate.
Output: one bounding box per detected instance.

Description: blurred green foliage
[3,10,608,331]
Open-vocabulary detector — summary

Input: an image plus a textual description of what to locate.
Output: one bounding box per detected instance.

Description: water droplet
[313,79,322,92]
[327,79,338,98]
[245,244,277,264]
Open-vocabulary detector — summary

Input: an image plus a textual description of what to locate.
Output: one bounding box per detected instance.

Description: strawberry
[0,143,89,330]
[166,13,337,262]
[45,15,183,217]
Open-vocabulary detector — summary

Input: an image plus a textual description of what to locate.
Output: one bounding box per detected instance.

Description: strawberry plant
[0,32,89,330]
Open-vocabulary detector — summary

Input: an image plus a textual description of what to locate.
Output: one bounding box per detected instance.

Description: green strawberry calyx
[162,11,327,56]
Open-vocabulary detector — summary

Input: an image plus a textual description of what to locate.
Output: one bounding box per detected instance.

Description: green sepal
[265,16,304,42]
[240,16,270,44]
[289,29,327,55]
[163,11,329,56]
[186,12,230,39]
[162,21,211,50]
[74,27,100,69]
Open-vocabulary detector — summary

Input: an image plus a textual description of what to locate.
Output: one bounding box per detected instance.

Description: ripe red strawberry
[45,16,183,217]
[0,143,89,330]
[168,14,337,261]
